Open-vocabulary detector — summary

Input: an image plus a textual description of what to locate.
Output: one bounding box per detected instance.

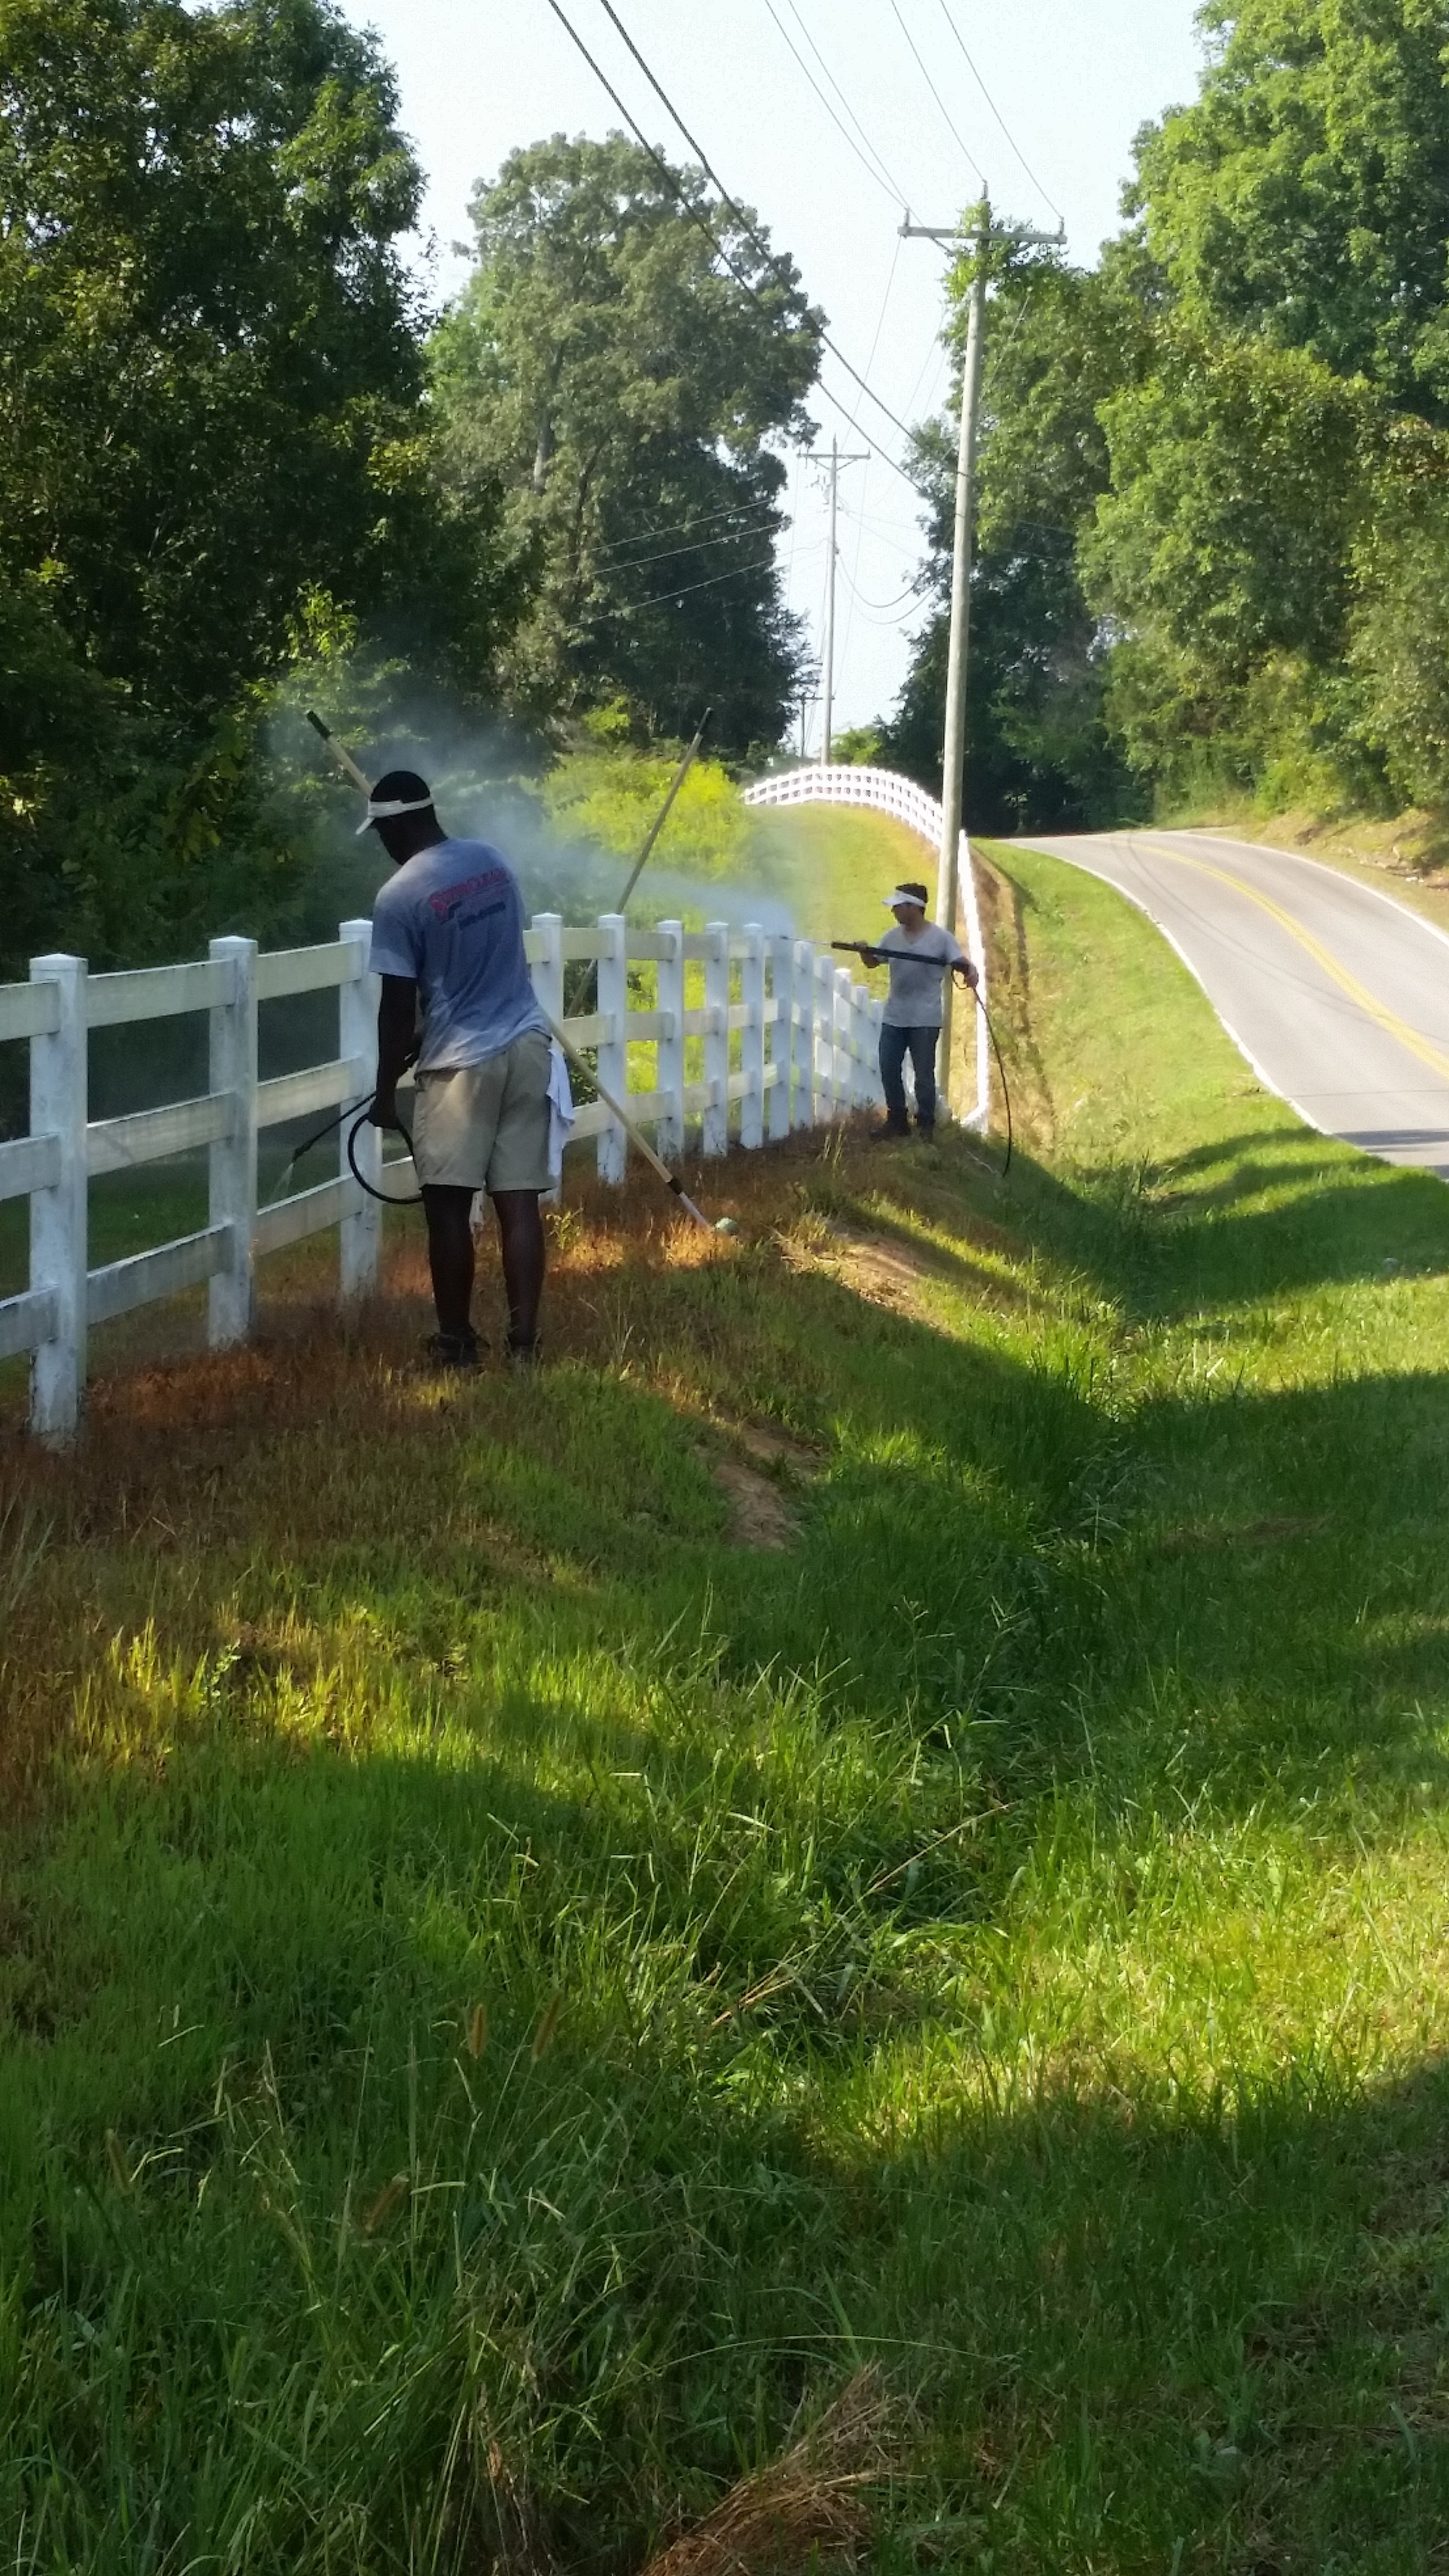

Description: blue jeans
[879,1023,939,1130]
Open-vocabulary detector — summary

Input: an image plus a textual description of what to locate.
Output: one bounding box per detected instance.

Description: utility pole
[902,201,1061,1113]
[804,435,868,765]
[823,435,839,765]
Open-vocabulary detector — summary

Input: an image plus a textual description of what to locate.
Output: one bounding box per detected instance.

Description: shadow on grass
[5,1681,1448,2574]
[1006,1137,1449,1319]
[8,1174,1449,1827]
[8,1133,1449,2566]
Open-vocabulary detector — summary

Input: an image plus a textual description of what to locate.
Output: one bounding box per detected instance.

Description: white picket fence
[0,911,886,1440]
[741,763,990,1129]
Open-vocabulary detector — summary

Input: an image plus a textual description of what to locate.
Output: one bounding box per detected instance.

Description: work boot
[870,1117,909,1143]
[915,1120,935,1141]
[505,1331,541,1375]
[422,1328,480,1372]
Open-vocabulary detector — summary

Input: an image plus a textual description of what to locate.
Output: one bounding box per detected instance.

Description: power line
[576,539,825,630]
[888,0,985,187]
[904,325,949,424]
[932,0,1064,225]
[589,0,920,449]
[591,503,781,573]
[837,232,902,685]
[759,0,906,209]
[593,492,781,558]
[838,558,921,617]
[541,0,921,481]
[574,552,775,628]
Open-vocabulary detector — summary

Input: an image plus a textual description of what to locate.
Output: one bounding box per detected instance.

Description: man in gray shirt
[867,881,978,1138]
[363,767,551,1370]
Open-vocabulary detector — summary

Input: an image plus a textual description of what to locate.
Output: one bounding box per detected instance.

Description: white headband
[356,794,434,836]
[884,888,928,908]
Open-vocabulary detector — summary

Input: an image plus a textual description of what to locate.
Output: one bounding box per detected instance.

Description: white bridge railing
[0,911,884,1440]
[741,764,989,1130]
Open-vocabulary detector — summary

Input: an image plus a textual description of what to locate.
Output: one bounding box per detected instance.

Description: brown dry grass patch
[711,1456,796,1550]
[639,2367,902,2576]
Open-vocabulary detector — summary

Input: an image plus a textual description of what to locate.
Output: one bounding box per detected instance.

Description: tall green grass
[3,828,1449,2569]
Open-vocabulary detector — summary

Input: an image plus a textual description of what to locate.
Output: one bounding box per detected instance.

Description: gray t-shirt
[369,837,545,1071]
[878,921,966,1027]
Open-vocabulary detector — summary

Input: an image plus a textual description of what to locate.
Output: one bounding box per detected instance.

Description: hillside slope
[3,830,1449,2569]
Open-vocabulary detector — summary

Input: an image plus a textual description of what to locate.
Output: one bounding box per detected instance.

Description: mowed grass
[740,803,934,945]
[3,825,1449,2570]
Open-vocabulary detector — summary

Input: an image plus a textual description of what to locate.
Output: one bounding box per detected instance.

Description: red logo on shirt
[428,868,507,923]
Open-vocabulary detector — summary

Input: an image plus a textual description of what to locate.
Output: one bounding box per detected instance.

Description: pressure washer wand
[306,708,370,795]
[542,1014,728,1234]
[616,707,712,914]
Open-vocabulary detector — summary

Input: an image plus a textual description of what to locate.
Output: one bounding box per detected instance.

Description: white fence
[741,764,990,1129]
[0,911,884,1441]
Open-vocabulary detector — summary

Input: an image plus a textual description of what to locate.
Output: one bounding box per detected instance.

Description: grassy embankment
[4,821,1449,2570]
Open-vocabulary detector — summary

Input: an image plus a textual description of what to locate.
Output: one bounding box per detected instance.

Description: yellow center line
[1138,836,1449,1086]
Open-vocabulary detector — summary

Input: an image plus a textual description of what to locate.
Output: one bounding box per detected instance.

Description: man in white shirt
[865,881,978,1139]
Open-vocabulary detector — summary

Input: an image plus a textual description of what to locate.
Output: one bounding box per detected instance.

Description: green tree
[432,133,824,754]
[883,246,1146,829]
[1084,0,1449,812]
[1346,417,1449,806]
[1138,0,1449,417]
[2,0,440,710]
[0,0,520,975]
[1082,333,1375,802]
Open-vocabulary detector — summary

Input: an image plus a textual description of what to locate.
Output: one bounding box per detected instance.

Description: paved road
[1024,828,1449,1179]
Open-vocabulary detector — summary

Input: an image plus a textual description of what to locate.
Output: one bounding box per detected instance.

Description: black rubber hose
[263,1098,362,1208]
[346,1102,423,1205]
[970,987,1013,1177]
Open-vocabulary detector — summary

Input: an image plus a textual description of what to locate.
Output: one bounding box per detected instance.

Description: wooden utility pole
[902,203,1060,1114]
[805,436,868,765]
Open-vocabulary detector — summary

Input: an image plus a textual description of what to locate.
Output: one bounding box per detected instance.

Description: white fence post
[338,918,381,1297]
[741,924,764,1149]
[28,954,87,1443]
[704,920,729,1158]
[849,983,868,1108]
[530,914,565,1204]
[767,930,792,1143]
[207,936,257,1345]
[530,912,564,1031]
[657,919,685,1161]
[833,966,853,1116]
[960,826,990,1131]
[595,912,628,1184]
[791,941,814,1130]
[813,952,835,1122]
[868,996,884,1106]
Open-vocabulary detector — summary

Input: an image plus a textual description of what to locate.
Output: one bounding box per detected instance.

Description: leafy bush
[541,744,749,882]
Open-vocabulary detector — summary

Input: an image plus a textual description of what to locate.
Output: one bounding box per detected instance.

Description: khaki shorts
[410,1029,551,1193]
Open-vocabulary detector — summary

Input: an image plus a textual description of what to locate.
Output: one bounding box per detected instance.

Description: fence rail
[1,909,884,1441]
[741,763,989,1129]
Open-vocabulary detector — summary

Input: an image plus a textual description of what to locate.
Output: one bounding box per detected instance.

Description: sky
[341,0,1206,744]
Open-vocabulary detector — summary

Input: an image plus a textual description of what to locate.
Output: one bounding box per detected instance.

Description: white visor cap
[356,794,435,837]
[884,888,929,908]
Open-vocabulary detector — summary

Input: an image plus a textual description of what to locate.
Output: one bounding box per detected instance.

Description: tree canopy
[3,0,439,711]
[432,132,823,755]
[883,242,1148,830]
[886,0,1449,831]
[0,0,520,974]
